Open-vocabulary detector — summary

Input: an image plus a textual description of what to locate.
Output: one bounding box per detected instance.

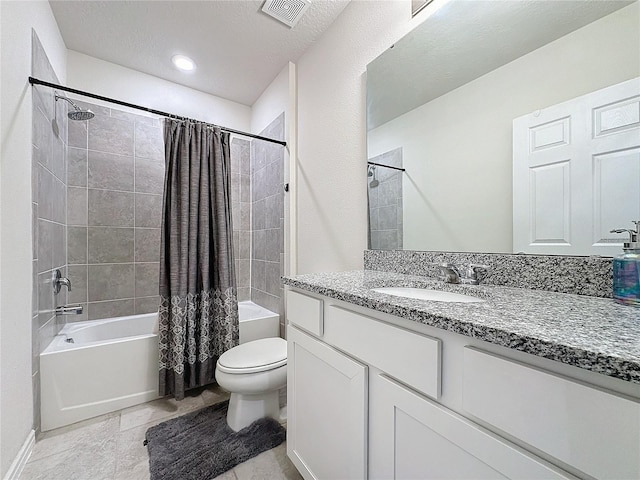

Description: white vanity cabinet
[287,321,368,480]
[285,289,640,480]
[368,373,572,480]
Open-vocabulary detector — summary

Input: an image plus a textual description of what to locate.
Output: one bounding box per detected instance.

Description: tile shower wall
[66,101,164,321]
[368,148,403,250]
[250,114,285,323]
[231,138,251,301]
[31,31,69,434]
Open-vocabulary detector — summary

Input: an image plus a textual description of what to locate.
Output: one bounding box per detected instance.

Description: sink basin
[372,287,485,303]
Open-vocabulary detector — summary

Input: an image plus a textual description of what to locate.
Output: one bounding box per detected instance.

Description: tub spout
[55,304,83,315]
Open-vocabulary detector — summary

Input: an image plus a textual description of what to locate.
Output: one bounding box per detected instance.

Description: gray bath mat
[145,400,286,480]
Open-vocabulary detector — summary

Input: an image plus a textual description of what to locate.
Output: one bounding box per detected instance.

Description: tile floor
[21,386,302,480]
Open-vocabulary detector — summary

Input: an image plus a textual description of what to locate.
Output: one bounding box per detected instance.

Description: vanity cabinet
[285,289,640,480]
[463,347,640,479]
[287,323,368,480]
[368,373,571,480]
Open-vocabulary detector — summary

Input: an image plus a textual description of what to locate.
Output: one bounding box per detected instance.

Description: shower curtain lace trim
[158,287,239,374]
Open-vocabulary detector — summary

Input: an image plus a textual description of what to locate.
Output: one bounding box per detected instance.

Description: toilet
[215,336,287,431]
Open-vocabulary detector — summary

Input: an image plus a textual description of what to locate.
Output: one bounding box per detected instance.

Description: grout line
[133,125,137,306]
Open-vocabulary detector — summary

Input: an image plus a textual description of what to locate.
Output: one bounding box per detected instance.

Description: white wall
[251,63,292,137]
[295,0,431,273]
[67,51,251,131]
[0,1,67,475]
[368,3,640,253]
[251,62,297,274]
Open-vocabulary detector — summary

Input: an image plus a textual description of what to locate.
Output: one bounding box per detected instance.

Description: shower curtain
[158,119,239,400]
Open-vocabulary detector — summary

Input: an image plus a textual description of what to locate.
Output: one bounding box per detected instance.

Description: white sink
[372,287,485,303]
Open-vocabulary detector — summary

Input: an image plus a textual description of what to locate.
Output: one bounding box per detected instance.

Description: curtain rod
[28,76,287,147]
[367,161,406,172]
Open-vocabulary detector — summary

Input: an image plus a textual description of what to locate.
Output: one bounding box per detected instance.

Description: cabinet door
[369,373,575,480]
[287,325,368,480]
[463,346,640,479]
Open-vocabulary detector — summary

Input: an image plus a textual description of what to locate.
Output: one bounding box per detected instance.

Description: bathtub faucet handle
[53,269,72,294]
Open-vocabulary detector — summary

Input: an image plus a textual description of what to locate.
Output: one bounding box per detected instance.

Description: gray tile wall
[31,30,69,435]
[250,114,285,327]
[66,101,164,321]
[368,148,403,250]
[231,138,251,301]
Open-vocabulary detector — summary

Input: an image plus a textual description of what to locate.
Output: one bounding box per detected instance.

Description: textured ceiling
[367,0,635,129]
[49,0,350,106]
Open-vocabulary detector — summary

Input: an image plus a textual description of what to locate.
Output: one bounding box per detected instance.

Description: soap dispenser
[610,221,640,306]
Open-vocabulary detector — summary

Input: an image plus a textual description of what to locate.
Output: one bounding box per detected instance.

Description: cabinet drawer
[286,290,323,336]
[324,305,441,399]
[463,347,640,479]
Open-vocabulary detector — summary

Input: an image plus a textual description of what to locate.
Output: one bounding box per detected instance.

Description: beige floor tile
[22,393,302,480]
[114,408,192,477]
[119,391,204,431]
[21,438,117,480]
[30,414,120,462]
[114,458,150,480]
[213,470,238,480]
[233,444,302,480]
[114,424,151,478]
[201,384,230,406]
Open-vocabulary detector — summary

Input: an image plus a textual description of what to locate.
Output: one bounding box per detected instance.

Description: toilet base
[227,390,281,432]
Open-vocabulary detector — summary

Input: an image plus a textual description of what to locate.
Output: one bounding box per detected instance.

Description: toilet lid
[217,337,287,374]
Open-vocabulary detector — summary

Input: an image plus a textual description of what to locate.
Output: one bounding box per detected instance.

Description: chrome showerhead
[54,94,95,121]
[368,165,379,187]
[68,109,95,121]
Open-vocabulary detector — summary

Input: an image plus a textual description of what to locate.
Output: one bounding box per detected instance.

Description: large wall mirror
[367,0,640,255]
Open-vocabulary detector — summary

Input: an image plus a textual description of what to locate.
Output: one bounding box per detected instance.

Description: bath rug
[145,400,286,480]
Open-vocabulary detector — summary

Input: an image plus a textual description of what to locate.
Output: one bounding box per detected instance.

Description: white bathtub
[40,313,160,431]
[40,302,279,431]
[238,300,280,343]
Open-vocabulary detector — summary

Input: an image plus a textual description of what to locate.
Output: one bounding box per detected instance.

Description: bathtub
[40,301,279,431]
[238,300,280,344]
[40,313,160,431]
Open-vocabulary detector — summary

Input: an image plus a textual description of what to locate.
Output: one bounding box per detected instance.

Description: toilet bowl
[215,337,287,431]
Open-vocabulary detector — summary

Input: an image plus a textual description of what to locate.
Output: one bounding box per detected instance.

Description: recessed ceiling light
[172,55,196,72]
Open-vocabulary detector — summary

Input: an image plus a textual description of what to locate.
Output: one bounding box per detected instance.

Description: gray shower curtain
[158,119,239,400]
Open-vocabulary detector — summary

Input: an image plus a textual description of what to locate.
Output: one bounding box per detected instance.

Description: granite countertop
[282,270,640,385]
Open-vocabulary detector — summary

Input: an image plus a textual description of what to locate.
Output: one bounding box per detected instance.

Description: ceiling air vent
[262,0,311,28]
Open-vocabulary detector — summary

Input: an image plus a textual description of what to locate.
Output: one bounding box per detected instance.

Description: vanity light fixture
[171,54,196,72]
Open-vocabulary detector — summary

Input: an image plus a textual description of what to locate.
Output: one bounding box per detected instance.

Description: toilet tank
[238,301,280,344]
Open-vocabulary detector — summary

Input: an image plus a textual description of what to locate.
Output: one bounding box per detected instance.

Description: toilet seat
[217,337,287,374]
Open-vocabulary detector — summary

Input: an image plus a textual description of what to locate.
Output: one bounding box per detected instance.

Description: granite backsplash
[364,250,613,298]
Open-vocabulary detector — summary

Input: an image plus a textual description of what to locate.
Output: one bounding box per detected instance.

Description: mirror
[367,0,639,254]
[412,0,434,16]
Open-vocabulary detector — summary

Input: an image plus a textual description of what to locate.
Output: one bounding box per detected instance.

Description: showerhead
[368,165,379,188]
[54,94,95,121]
[68,109,95,121]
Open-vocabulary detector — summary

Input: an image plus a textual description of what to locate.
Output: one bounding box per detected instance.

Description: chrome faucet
[55,304,83,315]
[53,269,72,294]
[438,263,462,284]
[438,263,489,285]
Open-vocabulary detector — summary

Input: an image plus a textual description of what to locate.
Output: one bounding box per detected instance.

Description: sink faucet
[438,263,489,285]
[438,263,461,284]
